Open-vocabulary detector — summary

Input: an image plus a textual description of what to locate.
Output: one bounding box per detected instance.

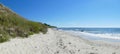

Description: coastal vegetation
[0,4,53,43]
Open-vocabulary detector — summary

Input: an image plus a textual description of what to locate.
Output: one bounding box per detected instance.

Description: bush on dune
[0,4,54,43]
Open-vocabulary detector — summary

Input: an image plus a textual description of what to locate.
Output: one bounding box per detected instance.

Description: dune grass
[0,4,53,43]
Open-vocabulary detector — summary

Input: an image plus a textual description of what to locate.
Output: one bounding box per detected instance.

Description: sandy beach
[0,28,120,54]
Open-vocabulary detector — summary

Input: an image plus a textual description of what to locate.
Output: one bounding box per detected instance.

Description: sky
[0,0,120,28]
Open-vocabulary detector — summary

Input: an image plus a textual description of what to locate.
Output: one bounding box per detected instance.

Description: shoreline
[0,28,120,54]
[59,29,120,47]
[63,30,120,42]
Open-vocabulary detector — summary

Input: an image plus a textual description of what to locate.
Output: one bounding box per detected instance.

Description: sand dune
[0,29,120,54]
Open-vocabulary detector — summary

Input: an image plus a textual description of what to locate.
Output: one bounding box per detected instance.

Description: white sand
[0,28,120,54]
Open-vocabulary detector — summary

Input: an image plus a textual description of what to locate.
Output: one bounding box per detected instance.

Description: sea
[59,28,120,42]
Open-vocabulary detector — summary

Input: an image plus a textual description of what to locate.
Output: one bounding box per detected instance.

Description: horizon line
[58,27,120,28]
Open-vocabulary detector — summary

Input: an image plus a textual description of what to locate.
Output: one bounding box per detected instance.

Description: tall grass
[0,4,52,42]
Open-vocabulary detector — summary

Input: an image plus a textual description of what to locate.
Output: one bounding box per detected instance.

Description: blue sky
[0,0,120,27]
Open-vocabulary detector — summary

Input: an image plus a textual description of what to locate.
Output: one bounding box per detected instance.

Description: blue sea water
[59,28,120,42]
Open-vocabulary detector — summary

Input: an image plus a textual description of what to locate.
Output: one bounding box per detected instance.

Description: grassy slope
[0,4,50,42]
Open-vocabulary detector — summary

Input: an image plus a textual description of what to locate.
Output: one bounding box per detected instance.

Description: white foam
[65,31,120,40]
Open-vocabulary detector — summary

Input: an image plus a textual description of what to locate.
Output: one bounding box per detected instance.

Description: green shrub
[0,4,50,43]
[0,35,10,43]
